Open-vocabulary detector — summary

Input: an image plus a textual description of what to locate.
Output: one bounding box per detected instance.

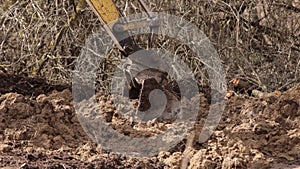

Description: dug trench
[0,72,299,168]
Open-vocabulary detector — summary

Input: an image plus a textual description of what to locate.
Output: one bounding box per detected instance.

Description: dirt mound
[0,74,163,168]
[0,73,299,168]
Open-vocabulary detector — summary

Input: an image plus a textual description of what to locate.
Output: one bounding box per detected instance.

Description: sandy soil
[0,72,299,168]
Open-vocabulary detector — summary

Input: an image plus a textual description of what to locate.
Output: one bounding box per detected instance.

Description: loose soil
[0,72,299,169]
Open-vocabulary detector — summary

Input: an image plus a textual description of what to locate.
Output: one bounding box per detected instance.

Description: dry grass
[0,0,299,91]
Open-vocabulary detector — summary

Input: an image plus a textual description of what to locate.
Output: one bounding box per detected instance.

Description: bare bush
[0,0,299,91]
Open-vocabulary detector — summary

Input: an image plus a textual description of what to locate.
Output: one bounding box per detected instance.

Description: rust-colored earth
[0,72,299,168]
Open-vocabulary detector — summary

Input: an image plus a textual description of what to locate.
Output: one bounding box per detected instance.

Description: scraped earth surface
[0,72,299,168]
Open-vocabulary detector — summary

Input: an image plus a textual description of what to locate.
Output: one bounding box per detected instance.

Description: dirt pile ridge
[0,73,299,168]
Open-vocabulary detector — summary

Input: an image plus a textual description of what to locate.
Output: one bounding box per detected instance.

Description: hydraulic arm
[84,0,159,56]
